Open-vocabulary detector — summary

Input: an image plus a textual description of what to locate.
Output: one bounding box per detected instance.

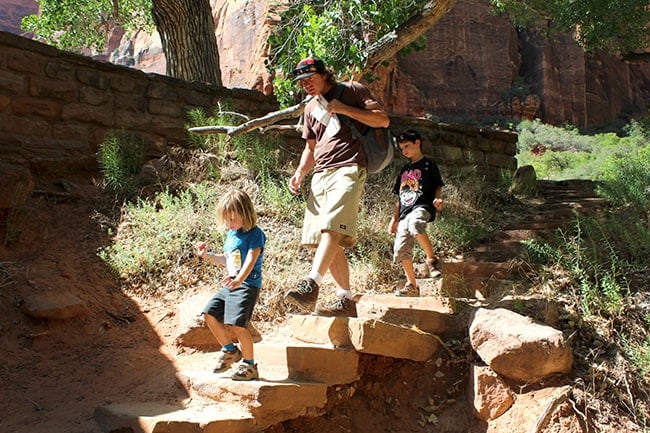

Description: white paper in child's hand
[312,97,340,136]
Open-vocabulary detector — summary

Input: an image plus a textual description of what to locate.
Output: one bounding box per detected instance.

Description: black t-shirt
[392,157,445,221]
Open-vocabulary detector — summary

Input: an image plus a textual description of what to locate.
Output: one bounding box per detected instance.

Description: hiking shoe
[425,257,442,278]
[394,282,420,297]
[231,361,259,381]
[285,278,319,313]
[212,347,242,373]
[313,297,357,317]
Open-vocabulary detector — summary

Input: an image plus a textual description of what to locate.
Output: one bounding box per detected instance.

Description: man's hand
[289,170,304,195]
[326,98,347,115]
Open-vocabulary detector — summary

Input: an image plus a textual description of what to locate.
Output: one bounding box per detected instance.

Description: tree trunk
[151,0,222,86]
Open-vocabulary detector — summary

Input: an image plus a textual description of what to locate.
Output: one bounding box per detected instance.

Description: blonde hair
[217,189,257,232]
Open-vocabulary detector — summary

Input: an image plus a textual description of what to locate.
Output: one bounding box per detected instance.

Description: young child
[195,189,266,380]
[388,129,445,297]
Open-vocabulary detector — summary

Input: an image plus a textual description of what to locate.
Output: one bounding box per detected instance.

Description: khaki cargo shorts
[302,165,367,248]
[393,207,431,262]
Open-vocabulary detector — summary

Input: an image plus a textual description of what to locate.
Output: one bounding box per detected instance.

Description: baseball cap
[292,56,326,82]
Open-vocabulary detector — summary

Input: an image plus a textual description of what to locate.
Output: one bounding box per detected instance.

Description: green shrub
[522,216,629,318]
[98,130,146,197]
[98,184,222,289]
[597,146,650,215]
[622,334,650,381]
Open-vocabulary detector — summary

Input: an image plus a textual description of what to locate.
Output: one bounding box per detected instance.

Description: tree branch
[362,0,458,76]
[188,97,310,136]
[620,51,650,63]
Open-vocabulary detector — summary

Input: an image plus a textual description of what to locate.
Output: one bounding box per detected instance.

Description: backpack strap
[332,82,345,100]
[331,83,364,141]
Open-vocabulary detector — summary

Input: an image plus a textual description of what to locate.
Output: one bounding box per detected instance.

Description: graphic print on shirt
[226,248,242,277]
[399,169,423,208]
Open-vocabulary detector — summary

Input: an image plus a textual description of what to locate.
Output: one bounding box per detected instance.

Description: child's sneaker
[285,278,319,313]
[231,361,259,381]
[212,347,242,373]
[425,257,442,278]
[394,282,420,297]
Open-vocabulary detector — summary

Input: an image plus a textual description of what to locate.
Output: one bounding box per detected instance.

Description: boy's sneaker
[313,297,357,317]
[231,361,259,381]
[212,347,242,373]
[425,257,442,278]
[394,282,420,297]
[285,278,319,313]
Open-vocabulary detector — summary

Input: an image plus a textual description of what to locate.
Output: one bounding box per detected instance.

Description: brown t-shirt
[302,81,379,172]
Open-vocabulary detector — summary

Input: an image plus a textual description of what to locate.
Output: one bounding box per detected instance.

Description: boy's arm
[388,200,400,235]
[433,186,443,211]
[195,241,226,265]
[203,252,226,266]
[224,246,262,290]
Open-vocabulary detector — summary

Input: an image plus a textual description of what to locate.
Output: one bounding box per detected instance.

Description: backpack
[332,84,394,174]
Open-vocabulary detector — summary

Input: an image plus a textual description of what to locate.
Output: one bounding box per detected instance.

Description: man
[285,56,390,317]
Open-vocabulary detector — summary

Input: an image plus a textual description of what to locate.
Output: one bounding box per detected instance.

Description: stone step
[355,293,456,336]
[177,371,328,423]
[289,315,442,361]
[541,198,607,210]
[526,208,576,220]
[442,275,519,299]
[94,401,256,433]
[493,229,546,242]
[441,261,531,298]
[537,179,599,192]
[462,241,525,262]
[542,190,599,199]
[505,219,567,231]
[442,260,527,279]
[174,344,359,386]
[348,318,441,361]
[462,249,523,263]
[253,342,360,385]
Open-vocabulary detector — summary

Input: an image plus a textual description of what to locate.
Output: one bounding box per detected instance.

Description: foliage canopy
[489,0,650,56]
[267,0,430,106]
[22,0,154,53]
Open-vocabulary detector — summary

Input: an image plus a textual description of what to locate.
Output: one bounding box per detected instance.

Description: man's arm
[326,99,390,128]
[289,139,316,194]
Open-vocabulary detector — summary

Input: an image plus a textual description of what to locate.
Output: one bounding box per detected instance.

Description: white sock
[308,271,322,285]
[336,288,352,300]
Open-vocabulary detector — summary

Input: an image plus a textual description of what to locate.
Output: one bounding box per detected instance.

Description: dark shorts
[202,284,260,328]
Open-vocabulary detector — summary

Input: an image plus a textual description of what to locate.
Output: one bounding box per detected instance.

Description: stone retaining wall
[0,31,517,183]
[0,31,278,178]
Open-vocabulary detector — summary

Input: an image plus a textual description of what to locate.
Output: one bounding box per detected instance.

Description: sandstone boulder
[509,165,538,197]
[469,308,573,382]
[469,364,515,421]
[175,291,261,349]
[22,291,88,320]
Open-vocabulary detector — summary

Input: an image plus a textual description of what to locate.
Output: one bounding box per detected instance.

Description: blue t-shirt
[222,226,266,288]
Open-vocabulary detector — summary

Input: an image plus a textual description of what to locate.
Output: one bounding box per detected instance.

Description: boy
[388,129,445,297]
